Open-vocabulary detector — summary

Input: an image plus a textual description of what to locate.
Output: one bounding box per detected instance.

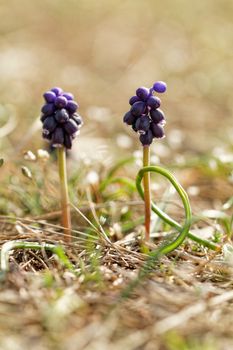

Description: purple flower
[51,87,63,96]
[135,115,151,134]
[41,103,55,116]
[139,130,153,146]
[153,81,167,93]
[150,123,165,138]
[123,111,137,125]
[123,81,167,146]
[147,96,161,109]
[71,114,83,126]
[43,116,57,134]
[62,92,74,101]
[66,101,79,113]
[40,87,83,149]
[136,87,150,101]
[129,95,140,105]
[63,119,79,136]
[43,91,56,103]
[150,109,165,125]
[55,96,68,108]
[55,109,69,123]
[131,101,147,117]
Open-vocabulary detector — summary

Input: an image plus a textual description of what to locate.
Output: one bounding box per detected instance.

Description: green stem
[100,177,136,192]
[143,146,151,241]
[0,241,73,272]
[136,166,220,251]
[99,156,135,192]
[57,147,71,242]
[119,165,220,300]
[120,168,192,300]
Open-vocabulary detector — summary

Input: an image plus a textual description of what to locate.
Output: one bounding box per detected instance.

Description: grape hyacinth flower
[123,81,167,241]
[40,87,83,242]
[123,81,166,146]
[41,87,83,149]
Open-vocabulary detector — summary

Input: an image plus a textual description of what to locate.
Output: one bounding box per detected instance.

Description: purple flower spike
[40,87,83,149]
[153,81,167,93]
[123,80,167,145]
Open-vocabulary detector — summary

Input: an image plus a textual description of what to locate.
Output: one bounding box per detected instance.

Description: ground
[0,150,232,349]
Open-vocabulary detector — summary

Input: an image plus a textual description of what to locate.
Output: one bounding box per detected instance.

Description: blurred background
[0,0,232,158]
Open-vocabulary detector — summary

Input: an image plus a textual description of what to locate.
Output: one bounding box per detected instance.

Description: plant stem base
[143,145,151,241]
[57,147,71,243]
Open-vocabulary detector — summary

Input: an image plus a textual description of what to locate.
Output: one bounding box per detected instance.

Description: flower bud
[55,109,69,123]
[150,123,165,138]
[130,101,146,117]
[62,92,74,100]
[136,87,150,101]
[153,81,167,93]
[55,96,68,108]
[43,116,57,133]
[41,103,55,116]
[123,111,137,125]
[66,101,78,113]
[51,87,63,96]
[139,130,153,145]
[71,113,83,126]
[147,96,161,109]
[150,109,165,124]
[129,95,140,105]
[43,91,56,103]
[135,115,150,133]
[63,119,79,135]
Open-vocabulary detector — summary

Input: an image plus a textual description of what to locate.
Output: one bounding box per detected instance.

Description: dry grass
[0,213,233,349]
[0,149,232,349]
